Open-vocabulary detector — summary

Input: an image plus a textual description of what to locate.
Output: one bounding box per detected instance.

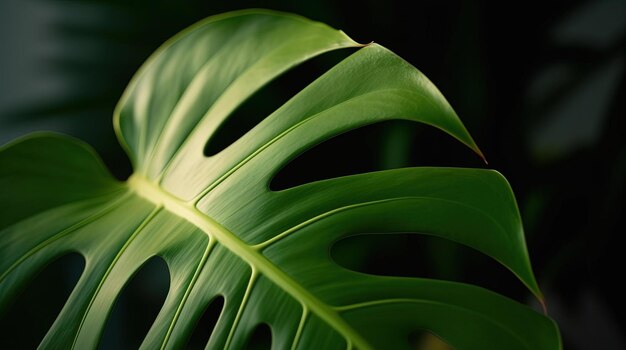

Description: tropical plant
[0,9,560,349]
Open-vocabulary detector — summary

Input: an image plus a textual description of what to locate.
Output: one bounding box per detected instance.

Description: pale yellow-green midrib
[127,174,370,350]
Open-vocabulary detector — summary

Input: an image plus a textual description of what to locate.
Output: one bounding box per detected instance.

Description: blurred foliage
[0,0,624,349]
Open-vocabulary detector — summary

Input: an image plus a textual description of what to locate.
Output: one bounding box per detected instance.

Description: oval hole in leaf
[203,49,355,156]
[269,120,483,191]
[270,121,402,191]
[185,295,224,349]
[331,233,528,303]
[0,252,85,349]
[99,256,170,350]
[244,323,272,350]
[408,329,452,350]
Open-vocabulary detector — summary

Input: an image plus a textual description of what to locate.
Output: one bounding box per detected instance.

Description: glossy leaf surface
[0,9,560,349]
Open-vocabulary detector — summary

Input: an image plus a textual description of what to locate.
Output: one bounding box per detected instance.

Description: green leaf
[0,9,560,349]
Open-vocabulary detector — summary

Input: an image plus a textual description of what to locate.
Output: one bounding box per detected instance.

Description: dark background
[1,0,624,349]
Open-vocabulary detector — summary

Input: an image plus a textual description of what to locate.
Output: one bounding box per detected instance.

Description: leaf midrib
[127,174,371,349]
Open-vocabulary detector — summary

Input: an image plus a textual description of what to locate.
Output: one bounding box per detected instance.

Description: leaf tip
[461,137,487,164]
[539,297,548,315]
[475,147,488,165]
[337,29,373,48]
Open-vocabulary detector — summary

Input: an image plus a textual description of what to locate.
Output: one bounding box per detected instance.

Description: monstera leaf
[0,9,560,349]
